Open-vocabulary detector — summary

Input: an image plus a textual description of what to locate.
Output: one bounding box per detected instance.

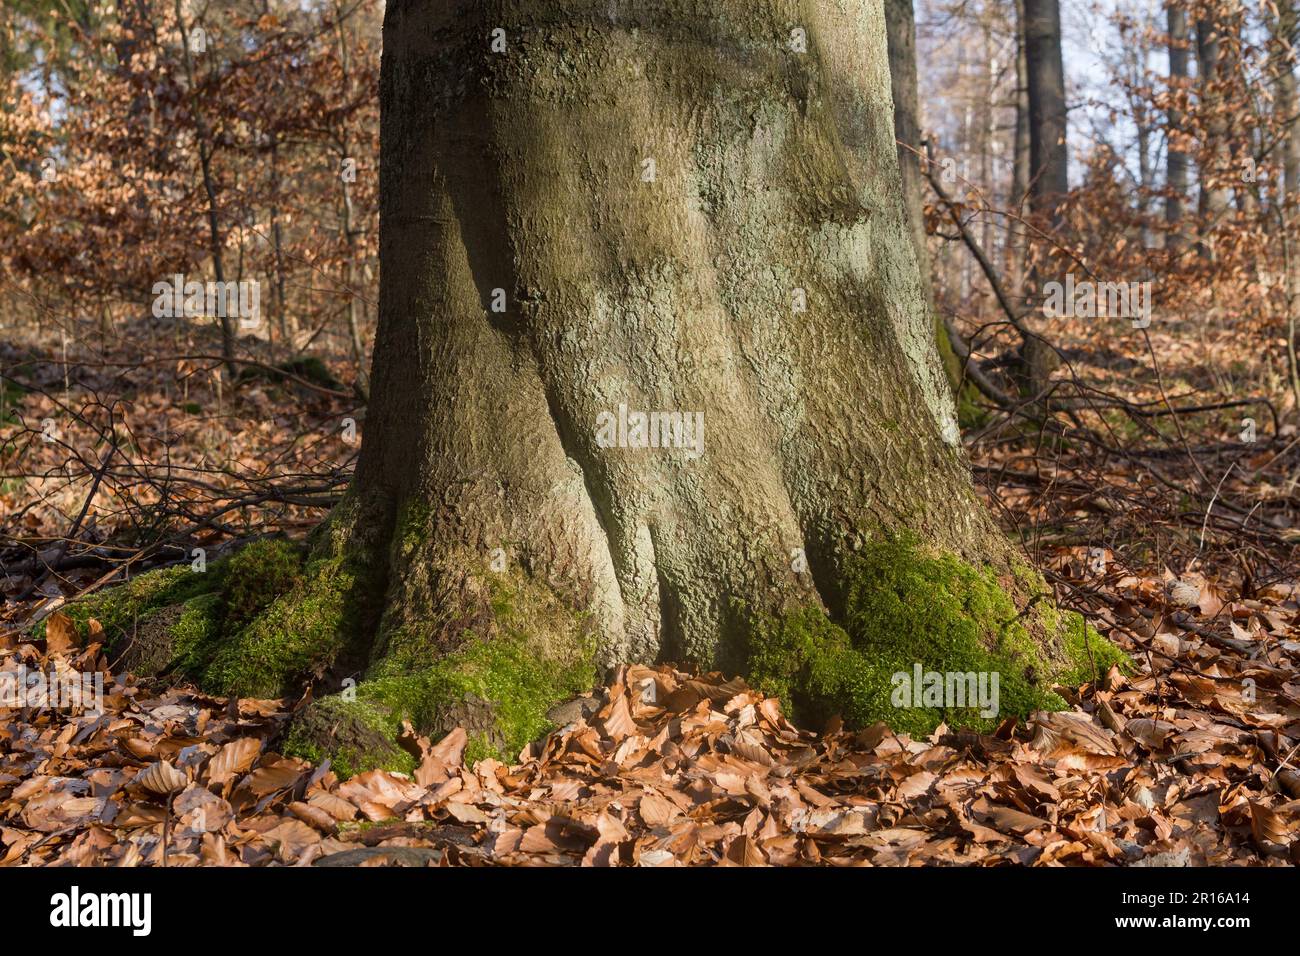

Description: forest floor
[2,312,1300,866]
[0,561,1297,867]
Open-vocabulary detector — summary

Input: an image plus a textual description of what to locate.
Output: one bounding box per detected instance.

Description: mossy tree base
[50,517,1126,780]
[51,505,602,776]
[743,537,1127,736]
[36,2,1135,780]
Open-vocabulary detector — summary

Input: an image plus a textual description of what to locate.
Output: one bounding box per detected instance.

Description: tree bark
[1273,0,1300,199]
[1011,0,1031,286]
[885,0,928,288]
[351,0,982,666]
[333,0,370,397]
[1196,13,1231,258]
[1018,0,1067,397]
[172,0,236,377]
[1022,0,1068,223]
[1166,2,1190,250]
[884,0,964,395]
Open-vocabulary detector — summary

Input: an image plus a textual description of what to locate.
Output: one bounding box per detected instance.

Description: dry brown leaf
[241,763,304,797]
[206,737,262,787]
[44,612,78,655]
[600,693,636,742]
[1249,802,1292,848]
[638,791,679,827]
[135,760,186,795]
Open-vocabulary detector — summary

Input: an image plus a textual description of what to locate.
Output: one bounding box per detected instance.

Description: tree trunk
[88,1,1123,775]
[1166,2,1190,251]
[1196,14,1232,257]
[1023,0,1068,223]
[1011,0,1031,286]
[1273,0,1300,199]
[1018,0,1067,396]
[357,0,974,659]
[333,1,370,398]
[172,0,236,377]
[884,0,965,396]
[885,0,929,288]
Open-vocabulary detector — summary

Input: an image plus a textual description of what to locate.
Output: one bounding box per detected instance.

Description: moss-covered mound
[46,560,226,647]
[46,532,599,778]
[203,546,368,699]
[280,694,416,779]
[44,538,343,696]
[283,560,599,771]
[284,629,596,772]
[744,536,1128,736]
[46,529,1125,779]
[236,356,343,391]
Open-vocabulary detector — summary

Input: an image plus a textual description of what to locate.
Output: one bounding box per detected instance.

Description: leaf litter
[1,560,1298,867]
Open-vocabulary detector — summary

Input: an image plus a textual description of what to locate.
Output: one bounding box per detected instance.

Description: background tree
[886,0,967,396]
[1196,7,1233,254]
[1017,0,1069,395]
[1023,0,1069,222]
[1270,0,1300,199]
[1167,0,1191,250]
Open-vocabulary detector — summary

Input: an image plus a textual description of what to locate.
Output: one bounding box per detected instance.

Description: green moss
[221,538,304,631]
[282,693,416,779]
[282,560,598,779]
[192,513,385,701]
[108,593,223,678]
[1056,610,1129,686]
[1,378,26,426]
[283,629,596,779]
[379,628,593,744]
[744,536,1128,736]
[933,314,986,430]
[236,356,343,391]
[166,593,225,676]
[203,551,359,699]
[42,532,368,703]
[956,383,989,429]
[49,562,224,647]
[393,499,433,557]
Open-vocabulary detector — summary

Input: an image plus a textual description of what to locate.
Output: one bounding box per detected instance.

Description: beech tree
[1196,12,1232,234]
[1023,0,1068,222]
[57,0,1123,774]
[1166,1,1191,249]
[1271,0,1300,199]
[885,0,964,394]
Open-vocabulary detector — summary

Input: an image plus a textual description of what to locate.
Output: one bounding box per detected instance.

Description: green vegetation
[284,556,599,775]
[46,538,323,693]
[1,378,25,427]
[47,528,1124,777]
[285,626,597,773]
[49,560,225,644]
[237,356,343,391]
[203,548,363,698]
[744,536,1127,736]
[282,693,416,779]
